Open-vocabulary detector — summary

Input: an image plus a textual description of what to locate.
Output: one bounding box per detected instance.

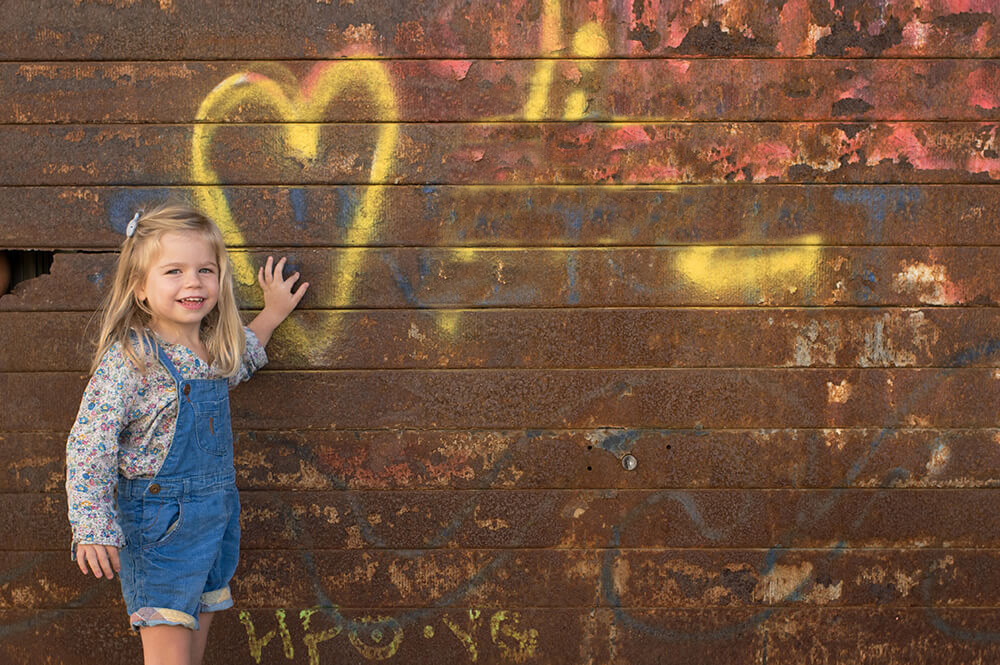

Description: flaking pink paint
[967,66,1000,110]
[432,60,472,81]
[872,126,953,172]
[609,125,652,151]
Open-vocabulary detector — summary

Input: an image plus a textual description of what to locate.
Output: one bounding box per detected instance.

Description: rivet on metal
[621,454,638,471]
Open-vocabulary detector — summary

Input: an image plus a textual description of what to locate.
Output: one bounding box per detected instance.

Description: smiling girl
[65,203,308,665]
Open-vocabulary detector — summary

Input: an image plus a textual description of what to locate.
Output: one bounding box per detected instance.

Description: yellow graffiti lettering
[299,607,343,665]
[239,609,294,663]
[490,611,539,663]
[191,61,399,346]
[674,235,823,294]
[442,610,482,662]
[348,614,404,660]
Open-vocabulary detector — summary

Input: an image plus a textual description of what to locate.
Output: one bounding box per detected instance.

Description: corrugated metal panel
[3,1,1000,663]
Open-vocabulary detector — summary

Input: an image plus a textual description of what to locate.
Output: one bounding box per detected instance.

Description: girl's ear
[134,280,146,303]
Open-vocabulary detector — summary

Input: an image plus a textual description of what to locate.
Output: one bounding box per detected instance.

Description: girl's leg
[190,611,215,665]
[140,624,193,665]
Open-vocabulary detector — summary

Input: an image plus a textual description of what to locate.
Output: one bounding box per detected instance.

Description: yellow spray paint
[523,0,564,120]
[674,235,823,294]
[239,607,539,661]
[564,21,611,120]
[239,609,294,663]
[490,611,540,663]
[442,610,481,661]
[347,615,405,660]
[191,61,399,348]
[299,607,343,665]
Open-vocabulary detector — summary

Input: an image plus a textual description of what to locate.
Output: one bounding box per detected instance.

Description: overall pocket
[191,398,232,456]
[141,494,183,550]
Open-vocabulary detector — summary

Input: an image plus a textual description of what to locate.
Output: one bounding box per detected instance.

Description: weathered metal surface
[5,368,1000,431]
[9,368,1000,431]
[4,428,999,493]
[7,59,1000,123]
[4,1,999,59]
[5,1,1000,662]
[6,184,1000,249]
[5,184,1000,249]
[7,607,1000,665]
[3,548,998,609]
[5,308,1000,372]
[6,123,1000,185]
[5,247,1000,311]
[8,489,1000,550]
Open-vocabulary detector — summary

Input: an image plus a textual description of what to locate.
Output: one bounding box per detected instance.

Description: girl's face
[135,231,220,339]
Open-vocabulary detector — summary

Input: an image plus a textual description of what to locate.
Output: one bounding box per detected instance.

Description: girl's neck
[147,321,209,362]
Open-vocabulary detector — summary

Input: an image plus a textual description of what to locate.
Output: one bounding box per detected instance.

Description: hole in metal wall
[0,250,55,295]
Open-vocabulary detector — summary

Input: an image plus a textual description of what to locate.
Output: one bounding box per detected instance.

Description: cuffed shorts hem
[199,586,233,614]
[129,607,198,631]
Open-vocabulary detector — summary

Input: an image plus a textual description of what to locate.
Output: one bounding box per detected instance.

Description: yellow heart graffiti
[191,61,400,351]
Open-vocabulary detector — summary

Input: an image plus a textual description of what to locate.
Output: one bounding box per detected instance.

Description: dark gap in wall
[0,250,56,295]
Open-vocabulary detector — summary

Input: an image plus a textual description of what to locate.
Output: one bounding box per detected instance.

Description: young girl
[65,203,308,665]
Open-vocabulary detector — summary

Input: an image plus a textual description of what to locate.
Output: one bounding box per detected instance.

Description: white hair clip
[125,212,140,238]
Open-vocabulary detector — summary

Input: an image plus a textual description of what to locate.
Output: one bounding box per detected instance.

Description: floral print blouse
[66,328,266,550]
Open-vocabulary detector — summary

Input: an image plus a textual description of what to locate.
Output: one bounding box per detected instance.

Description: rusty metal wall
[2,1,1000,663]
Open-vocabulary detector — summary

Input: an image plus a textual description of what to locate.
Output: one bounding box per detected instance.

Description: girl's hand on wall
[248,256,309,346]
[75,544,121,579]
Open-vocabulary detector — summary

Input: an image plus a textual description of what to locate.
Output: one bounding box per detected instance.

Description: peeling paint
[826,379,852,404]
[893,261,963,305]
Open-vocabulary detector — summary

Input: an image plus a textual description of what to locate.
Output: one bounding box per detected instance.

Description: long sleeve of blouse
[65,328,267,552]
[65,342,136,550]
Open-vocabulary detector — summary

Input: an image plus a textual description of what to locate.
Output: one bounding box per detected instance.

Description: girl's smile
[135,230,220,342]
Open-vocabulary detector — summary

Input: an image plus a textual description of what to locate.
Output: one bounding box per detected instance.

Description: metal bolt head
[621,454,638,471]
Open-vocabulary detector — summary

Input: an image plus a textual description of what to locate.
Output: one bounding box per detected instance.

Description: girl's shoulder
[94,331,157,378]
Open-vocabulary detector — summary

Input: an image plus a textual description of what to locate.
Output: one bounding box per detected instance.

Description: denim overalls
[116,341,241,631]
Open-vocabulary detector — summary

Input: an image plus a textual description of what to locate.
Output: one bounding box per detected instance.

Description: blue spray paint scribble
[107,188,171,234]
[381,252,420,306]
[565,253,580,305]
[590,429,641,456]
[833,186,923,243]
[334,186,361,232]
[289,188,308,230]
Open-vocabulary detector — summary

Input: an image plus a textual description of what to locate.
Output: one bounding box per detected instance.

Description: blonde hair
[91,202,246,377]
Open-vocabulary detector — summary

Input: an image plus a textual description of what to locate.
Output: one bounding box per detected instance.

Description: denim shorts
[117,473,241,631]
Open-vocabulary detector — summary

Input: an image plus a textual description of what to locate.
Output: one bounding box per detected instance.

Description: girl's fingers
[76,547,90,575]
[292,282,309,303]
[264,256,274,282]
[96,548,114,579]
[285,271,300,286]
[86,550,104,578]
[108,547,121,573]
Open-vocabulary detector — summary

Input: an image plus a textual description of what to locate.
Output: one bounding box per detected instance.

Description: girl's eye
[200,268,216,274]
[166,269,181,275]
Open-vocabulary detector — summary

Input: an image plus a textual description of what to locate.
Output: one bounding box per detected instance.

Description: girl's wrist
[248,308,286,346]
